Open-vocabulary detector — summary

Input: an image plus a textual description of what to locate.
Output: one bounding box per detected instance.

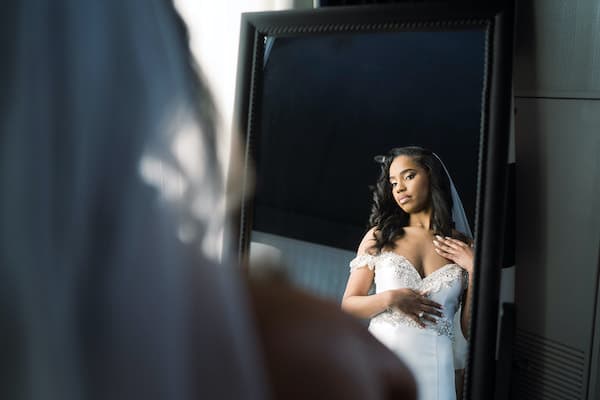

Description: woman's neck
[408,209,431,230]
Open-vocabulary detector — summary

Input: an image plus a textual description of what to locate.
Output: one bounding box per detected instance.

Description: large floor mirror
[229,3,514,399]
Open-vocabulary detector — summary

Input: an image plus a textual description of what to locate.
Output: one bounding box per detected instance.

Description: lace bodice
[348,252,468,340]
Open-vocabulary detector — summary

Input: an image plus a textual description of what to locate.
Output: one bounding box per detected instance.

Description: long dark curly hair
[368,146,456,254]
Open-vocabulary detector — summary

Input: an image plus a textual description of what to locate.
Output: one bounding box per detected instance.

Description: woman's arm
[341,267,394,319]
[459,271,474,339]
[341,228,392,319]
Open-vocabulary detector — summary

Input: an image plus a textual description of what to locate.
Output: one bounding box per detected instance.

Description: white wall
[174,0,313,178]
[250,231,356,302]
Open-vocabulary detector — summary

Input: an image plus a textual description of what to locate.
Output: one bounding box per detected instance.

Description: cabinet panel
[514,0,600,98]
[514,98,600,398]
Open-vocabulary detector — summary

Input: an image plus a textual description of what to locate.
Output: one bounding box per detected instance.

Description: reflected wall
[254,30,484,257]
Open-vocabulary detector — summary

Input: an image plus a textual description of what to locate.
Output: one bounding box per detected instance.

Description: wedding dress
[349,251,468,400]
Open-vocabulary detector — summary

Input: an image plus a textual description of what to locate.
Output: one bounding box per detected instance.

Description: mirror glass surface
[246,26,487,399]
[250,29,485,294]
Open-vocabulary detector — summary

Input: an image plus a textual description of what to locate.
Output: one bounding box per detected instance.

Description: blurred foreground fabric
[0,2,267,399]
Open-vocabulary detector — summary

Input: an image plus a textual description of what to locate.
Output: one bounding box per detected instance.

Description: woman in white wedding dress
[341,146,475,400]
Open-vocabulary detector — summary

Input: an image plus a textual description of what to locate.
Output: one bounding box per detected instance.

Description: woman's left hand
[433,236,474,274]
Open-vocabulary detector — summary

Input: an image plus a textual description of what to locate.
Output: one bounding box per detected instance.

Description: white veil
[433,153,472,370]
[432,153,473,240]
[0,2,267,399]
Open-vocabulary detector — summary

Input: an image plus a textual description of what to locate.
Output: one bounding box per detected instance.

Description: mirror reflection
[248,29,485,400]
[341,146,473,400]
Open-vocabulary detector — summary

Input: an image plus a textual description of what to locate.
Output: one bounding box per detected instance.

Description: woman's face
[388,155,431,214]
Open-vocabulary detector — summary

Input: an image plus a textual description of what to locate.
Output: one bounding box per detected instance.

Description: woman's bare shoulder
[357,227,379,255]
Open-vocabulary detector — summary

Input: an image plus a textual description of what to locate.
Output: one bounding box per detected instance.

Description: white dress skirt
[349,252,469,400]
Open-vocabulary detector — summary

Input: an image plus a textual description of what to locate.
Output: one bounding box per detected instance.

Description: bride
[341,146,475,400]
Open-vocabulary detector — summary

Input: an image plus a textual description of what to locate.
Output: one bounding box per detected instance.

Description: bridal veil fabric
[0,1,268,399]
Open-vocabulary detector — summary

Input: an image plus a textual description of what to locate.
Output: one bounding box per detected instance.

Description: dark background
[253,30,485,251]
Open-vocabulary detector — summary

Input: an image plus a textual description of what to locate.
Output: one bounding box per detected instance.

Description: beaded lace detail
[348,251,468,294]
[348,251,468,340]
[371,310,455,340]
[349,253,377,272]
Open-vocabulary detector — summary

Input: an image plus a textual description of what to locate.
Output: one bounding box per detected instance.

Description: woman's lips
[398,195,411,205]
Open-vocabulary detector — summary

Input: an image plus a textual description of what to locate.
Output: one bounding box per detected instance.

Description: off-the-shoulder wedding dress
[349,252,468,400]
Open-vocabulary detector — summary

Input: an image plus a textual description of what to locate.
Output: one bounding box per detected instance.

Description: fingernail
[435,235,443,240]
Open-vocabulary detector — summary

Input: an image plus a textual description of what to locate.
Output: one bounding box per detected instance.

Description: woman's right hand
[387,288,443,327]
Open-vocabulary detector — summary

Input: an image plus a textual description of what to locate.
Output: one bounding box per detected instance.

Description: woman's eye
[390,182,397,187]
[405,173,415,180]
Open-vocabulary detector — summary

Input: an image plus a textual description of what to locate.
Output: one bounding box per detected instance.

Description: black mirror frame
[226,2,514,399]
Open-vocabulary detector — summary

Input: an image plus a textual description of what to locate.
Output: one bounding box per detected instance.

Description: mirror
[229,3,514,399]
